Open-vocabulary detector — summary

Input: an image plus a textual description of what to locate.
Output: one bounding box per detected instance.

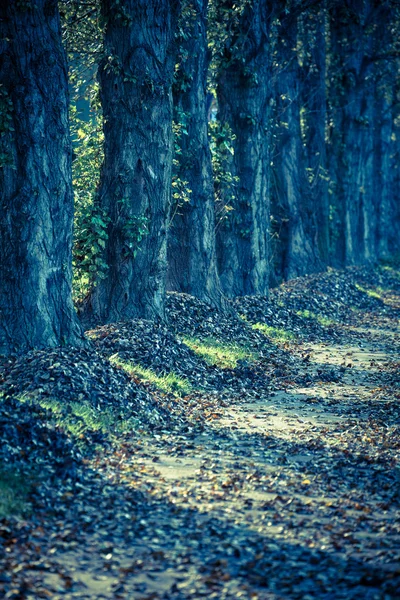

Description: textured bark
[329,0,377,266]
[300,6,330,266]
[167,0,225,308]
[91,0,177,322]
[389,82,400,256]
[0,1,85,356]
[216,0,271,298]
[272,9,324,281]
[374,78,393,259]
[372,8,397,260]
[327,9,346,267]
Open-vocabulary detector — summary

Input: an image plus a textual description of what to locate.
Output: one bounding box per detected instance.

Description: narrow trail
[33,326,399,599]
[1,267,399,599]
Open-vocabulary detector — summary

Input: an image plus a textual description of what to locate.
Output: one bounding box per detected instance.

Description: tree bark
[328,0,377,266]
[216,0,271,298]
[374,74,393,260]
[272,8,324,281]
[90,0,178,322]
[167,0,225,309]
[388,75,400,257]
[300,5,330,266]
[0,0,85,356]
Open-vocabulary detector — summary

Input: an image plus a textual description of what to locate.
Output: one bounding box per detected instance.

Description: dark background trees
[167,0,224,309]
[0,0,399,356]
[215,0,271,297]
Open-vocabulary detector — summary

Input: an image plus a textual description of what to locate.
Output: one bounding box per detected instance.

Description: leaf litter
[0,264,399,599]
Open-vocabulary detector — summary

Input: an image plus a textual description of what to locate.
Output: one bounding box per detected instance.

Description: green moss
[181,336,258,369]
[110,356,192,396]
[251,322,295,342]
[296,309,336,327]
[0,467,32,518]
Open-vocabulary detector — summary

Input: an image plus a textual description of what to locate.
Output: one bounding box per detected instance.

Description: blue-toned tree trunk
[168,0,225,309]
[216,0,271,298]
[90,0,178,322]
[0,0,85,355]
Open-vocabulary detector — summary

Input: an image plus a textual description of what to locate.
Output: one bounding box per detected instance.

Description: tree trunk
[216,0,271,298]
[326,5,346,267]
[0,0,85,356]
[328,0,377,266]
[388,76,400,257]
[272,9,324,281]
[374,76,393,260]
[167,0,225,308]
[300,5,330,266]
[371,6,396,261]
[90,0,178,322]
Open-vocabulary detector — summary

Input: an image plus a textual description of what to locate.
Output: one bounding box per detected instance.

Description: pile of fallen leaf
[236,264,400,344]
[0,395,80,477]
[90,317,290,397]
[0,262,399,599]
[0,347,166,426]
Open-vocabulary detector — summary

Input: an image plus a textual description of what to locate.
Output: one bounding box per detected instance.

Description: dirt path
[1,267,399,600]
[13,325,396,600]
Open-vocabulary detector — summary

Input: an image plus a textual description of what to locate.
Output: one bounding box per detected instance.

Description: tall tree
[167,0,225,308]
[374,67,394,260]
[371,2,398,260]
[328,0,382,266]
[300,4,330,266]
[271,3,324,281]
[388,69,400,257]
[0,0,85,355]
[216,0,271,298]
[90,0,178,322]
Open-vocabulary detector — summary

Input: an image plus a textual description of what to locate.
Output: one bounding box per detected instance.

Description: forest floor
[0,263,399,600]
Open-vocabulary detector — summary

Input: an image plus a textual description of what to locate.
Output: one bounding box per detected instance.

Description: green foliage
[60,0,102,77]
[70,109,107,301]
[181,336,258,369]
[208,0,250,79]
[73,204,110,301]
[209,120,238,227]
[173,0,197,96]
[110,356,192,396]
[170,109,192,223]
[118,204,149,259]
[61,2,106,301]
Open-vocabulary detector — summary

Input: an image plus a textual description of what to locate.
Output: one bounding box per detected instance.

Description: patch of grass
[16,394,139,438]
[296,309,336,327]
[0,466,32,517]
[355,283,384,300]
[379,265,400,277]
[110,356,192,396]
[181,337,258,369]
[251,322,295,343]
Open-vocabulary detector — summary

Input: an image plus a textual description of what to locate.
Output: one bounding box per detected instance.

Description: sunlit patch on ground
[0,264,399,599]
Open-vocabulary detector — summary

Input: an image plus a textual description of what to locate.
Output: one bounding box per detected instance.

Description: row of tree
[0,0,399,355]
